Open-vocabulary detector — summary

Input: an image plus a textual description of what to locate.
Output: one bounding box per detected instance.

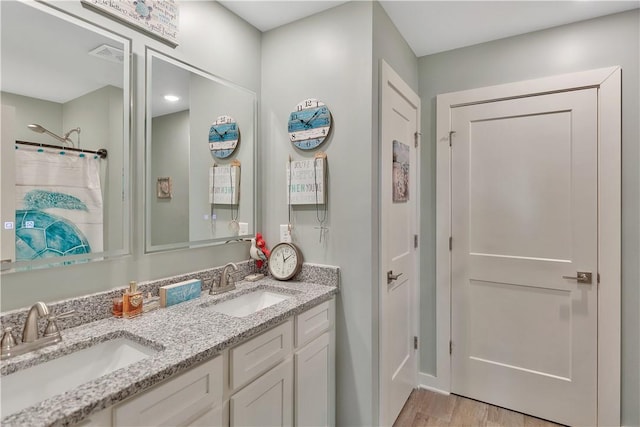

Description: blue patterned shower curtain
[14,146,103,261]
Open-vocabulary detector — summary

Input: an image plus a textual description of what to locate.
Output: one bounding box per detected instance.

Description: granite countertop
[0,268,339,427]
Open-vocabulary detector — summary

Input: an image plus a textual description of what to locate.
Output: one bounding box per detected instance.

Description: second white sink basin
[1,336,158,417]
[208,289,291,317]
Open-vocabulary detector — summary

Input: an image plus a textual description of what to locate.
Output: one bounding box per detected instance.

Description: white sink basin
[1,337,158,417]
[208,290,291,317]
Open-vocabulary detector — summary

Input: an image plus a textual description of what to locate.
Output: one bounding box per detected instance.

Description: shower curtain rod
[16,140,108,159]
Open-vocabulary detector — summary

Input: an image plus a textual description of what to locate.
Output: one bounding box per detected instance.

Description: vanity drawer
[230,319,293,391]
[296,299,334,348]
[113,356,223,426]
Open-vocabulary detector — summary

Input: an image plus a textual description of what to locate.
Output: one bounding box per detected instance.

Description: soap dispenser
[123,281,143,318]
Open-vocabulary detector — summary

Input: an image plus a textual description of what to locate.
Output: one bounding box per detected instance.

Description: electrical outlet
[280,224,292,243]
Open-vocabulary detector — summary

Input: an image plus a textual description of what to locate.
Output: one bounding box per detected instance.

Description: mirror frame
[1,1,132,273]
[144,48,258,253]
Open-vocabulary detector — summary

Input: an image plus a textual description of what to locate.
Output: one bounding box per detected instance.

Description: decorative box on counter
[159,279,202,307]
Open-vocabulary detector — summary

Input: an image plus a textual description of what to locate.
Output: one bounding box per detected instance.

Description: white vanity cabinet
[113,356,224,426]
[75,356,224,427]
[228,298,335,427]
[73,297,335,427]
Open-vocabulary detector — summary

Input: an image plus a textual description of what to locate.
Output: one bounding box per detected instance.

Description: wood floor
[393,389,566,427]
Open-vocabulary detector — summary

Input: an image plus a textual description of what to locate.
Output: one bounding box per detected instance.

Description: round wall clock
[209,115,239,159]
[268,242,303,281]
[288,98,331,150]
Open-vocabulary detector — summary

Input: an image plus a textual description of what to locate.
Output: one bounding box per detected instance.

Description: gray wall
[64,85,124,252]
[417,10,640,425]
[261,3,419,425]
[1,1,261,311]
[1,92,63,143]
[261,2,375,425]
[151,110,190,246]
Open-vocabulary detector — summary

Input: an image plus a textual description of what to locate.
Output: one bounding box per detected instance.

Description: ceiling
[219,0,640,57]
[2,1,638,110]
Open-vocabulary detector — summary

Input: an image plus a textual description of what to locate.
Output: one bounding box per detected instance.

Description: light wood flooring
[393,389,566,427]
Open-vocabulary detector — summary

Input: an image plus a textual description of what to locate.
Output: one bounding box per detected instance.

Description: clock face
[288,98,331,150]
[268,242,302,281]
[209,115,239,159]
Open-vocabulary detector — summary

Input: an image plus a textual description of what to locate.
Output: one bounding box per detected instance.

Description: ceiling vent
[88,44,124,64]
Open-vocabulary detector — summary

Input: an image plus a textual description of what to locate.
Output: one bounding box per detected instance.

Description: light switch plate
[280,224,292,243]
[239,222,249,235]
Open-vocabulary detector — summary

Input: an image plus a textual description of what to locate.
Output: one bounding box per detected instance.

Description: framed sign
[392,140,409,202]
[81,0,179,47]
[157,176,172,199]
[209,165,240,205]
[286,157,325,205]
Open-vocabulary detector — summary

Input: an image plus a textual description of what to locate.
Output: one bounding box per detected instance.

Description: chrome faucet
[1,302,75,360]
[22,301,50,343]
[210,262,239,295]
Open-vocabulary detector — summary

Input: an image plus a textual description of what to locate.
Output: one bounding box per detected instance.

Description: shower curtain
[14,146,103,260]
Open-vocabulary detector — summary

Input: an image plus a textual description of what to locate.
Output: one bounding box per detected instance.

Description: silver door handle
[562,272,592,284]
[387,271,403,284]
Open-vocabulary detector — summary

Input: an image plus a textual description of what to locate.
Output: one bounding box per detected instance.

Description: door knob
[387,271,403,284]
[562,272,592,284]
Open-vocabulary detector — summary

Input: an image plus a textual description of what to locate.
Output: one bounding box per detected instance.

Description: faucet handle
[1,327,18,350]
[43,310,76,338]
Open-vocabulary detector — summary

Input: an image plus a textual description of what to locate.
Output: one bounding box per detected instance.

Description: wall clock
[268,242,303,281]
[209,115,239,159]
[288,98,331,150]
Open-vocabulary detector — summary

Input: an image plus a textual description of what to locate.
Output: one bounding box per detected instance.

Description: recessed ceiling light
[164,95,180,102]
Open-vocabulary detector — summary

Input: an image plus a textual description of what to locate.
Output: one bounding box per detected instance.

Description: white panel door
[451,89,598,426]
[380,61,419,426]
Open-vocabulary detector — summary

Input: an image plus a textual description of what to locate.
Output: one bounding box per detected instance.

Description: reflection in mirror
[0,1,131,271]
[146,49,256,253]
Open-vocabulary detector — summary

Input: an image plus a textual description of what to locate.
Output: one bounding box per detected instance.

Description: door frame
[431,67,621,426]
[379,59,421,425]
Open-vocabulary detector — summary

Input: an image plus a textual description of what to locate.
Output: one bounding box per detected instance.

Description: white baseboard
[418,372,449,395]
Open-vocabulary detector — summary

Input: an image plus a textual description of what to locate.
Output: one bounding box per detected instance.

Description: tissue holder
[160,279,202,308]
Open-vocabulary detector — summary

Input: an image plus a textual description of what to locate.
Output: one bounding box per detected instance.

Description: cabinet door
[113,357,223,426]
[230,358,293,427]
[295,299,333,348]
[188,404,223,427]
[295,332,333,427]
[230,319,293,391]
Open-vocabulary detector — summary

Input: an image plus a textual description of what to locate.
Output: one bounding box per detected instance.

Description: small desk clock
[209,115,239,159]
[288,98,331,150]
[268,242,303,281]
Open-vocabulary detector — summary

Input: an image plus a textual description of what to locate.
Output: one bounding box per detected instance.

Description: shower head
[27,123,77,148]
[27,124,47,134]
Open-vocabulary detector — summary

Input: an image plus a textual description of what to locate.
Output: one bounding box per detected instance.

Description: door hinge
[597,272,600,284]
[448,131,456,147]
[414,336,418,350]
[414,132,421,148]
[414,234,418,249]
[449,237,452,251]
[449,340,453,355]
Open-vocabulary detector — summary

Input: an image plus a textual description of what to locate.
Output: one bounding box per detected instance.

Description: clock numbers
[287,99,332,150]
[209,115,239,159]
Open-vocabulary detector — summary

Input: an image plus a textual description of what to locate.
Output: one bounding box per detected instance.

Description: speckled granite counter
[0,263,339,427]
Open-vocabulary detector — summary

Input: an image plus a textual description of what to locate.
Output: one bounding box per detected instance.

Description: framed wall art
[157,177,172,199]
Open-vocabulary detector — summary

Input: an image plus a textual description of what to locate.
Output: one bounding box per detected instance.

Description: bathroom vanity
[0,263,338,427]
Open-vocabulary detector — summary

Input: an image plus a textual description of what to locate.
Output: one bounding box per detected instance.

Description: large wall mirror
[145,49,256,252]
[0,1,131,272]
